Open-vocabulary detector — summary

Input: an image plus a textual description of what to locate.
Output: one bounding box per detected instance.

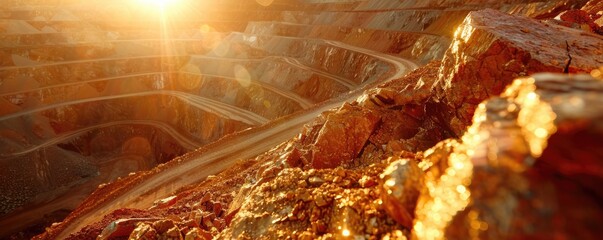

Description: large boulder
[413,72,603,239]
[434,8,603,135]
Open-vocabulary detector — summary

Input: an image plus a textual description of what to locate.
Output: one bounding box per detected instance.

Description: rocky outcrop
[63,69,603,240]
[434,8,603,135]
[414,72,603,239]
[216,69,603,239]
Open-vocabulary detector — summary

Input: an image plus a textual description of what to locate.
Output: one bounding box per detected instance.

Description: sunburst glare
[137,0,180,10]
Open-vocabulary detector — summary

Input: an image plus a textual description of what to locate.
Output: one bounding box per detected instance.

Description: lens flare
[234,64,252,88]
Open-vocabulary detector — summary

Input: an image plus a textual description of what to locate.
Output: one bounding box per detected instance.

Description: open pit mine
[0,0,602,239]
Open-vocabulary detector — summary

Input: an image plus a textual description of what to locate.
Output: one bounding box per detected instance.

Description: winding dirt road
[1,120,201,157]
[1,69,313,110]
[0,90,269,125]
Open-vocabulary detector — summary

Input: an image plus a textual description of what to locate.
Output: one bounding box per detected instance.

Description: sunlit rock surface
[1,0,602,239]
[415,72,603,239]
[433,8,603,136]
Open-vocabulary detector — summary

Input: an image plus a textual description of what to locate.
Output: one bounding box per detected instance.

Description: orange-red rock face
[434,8,603,136]
[417,73,603,239]
[309,103,381,169]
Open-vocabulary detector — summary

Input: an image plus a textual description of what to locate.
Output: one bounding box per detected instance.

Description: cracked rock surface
[434,8,603,135]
